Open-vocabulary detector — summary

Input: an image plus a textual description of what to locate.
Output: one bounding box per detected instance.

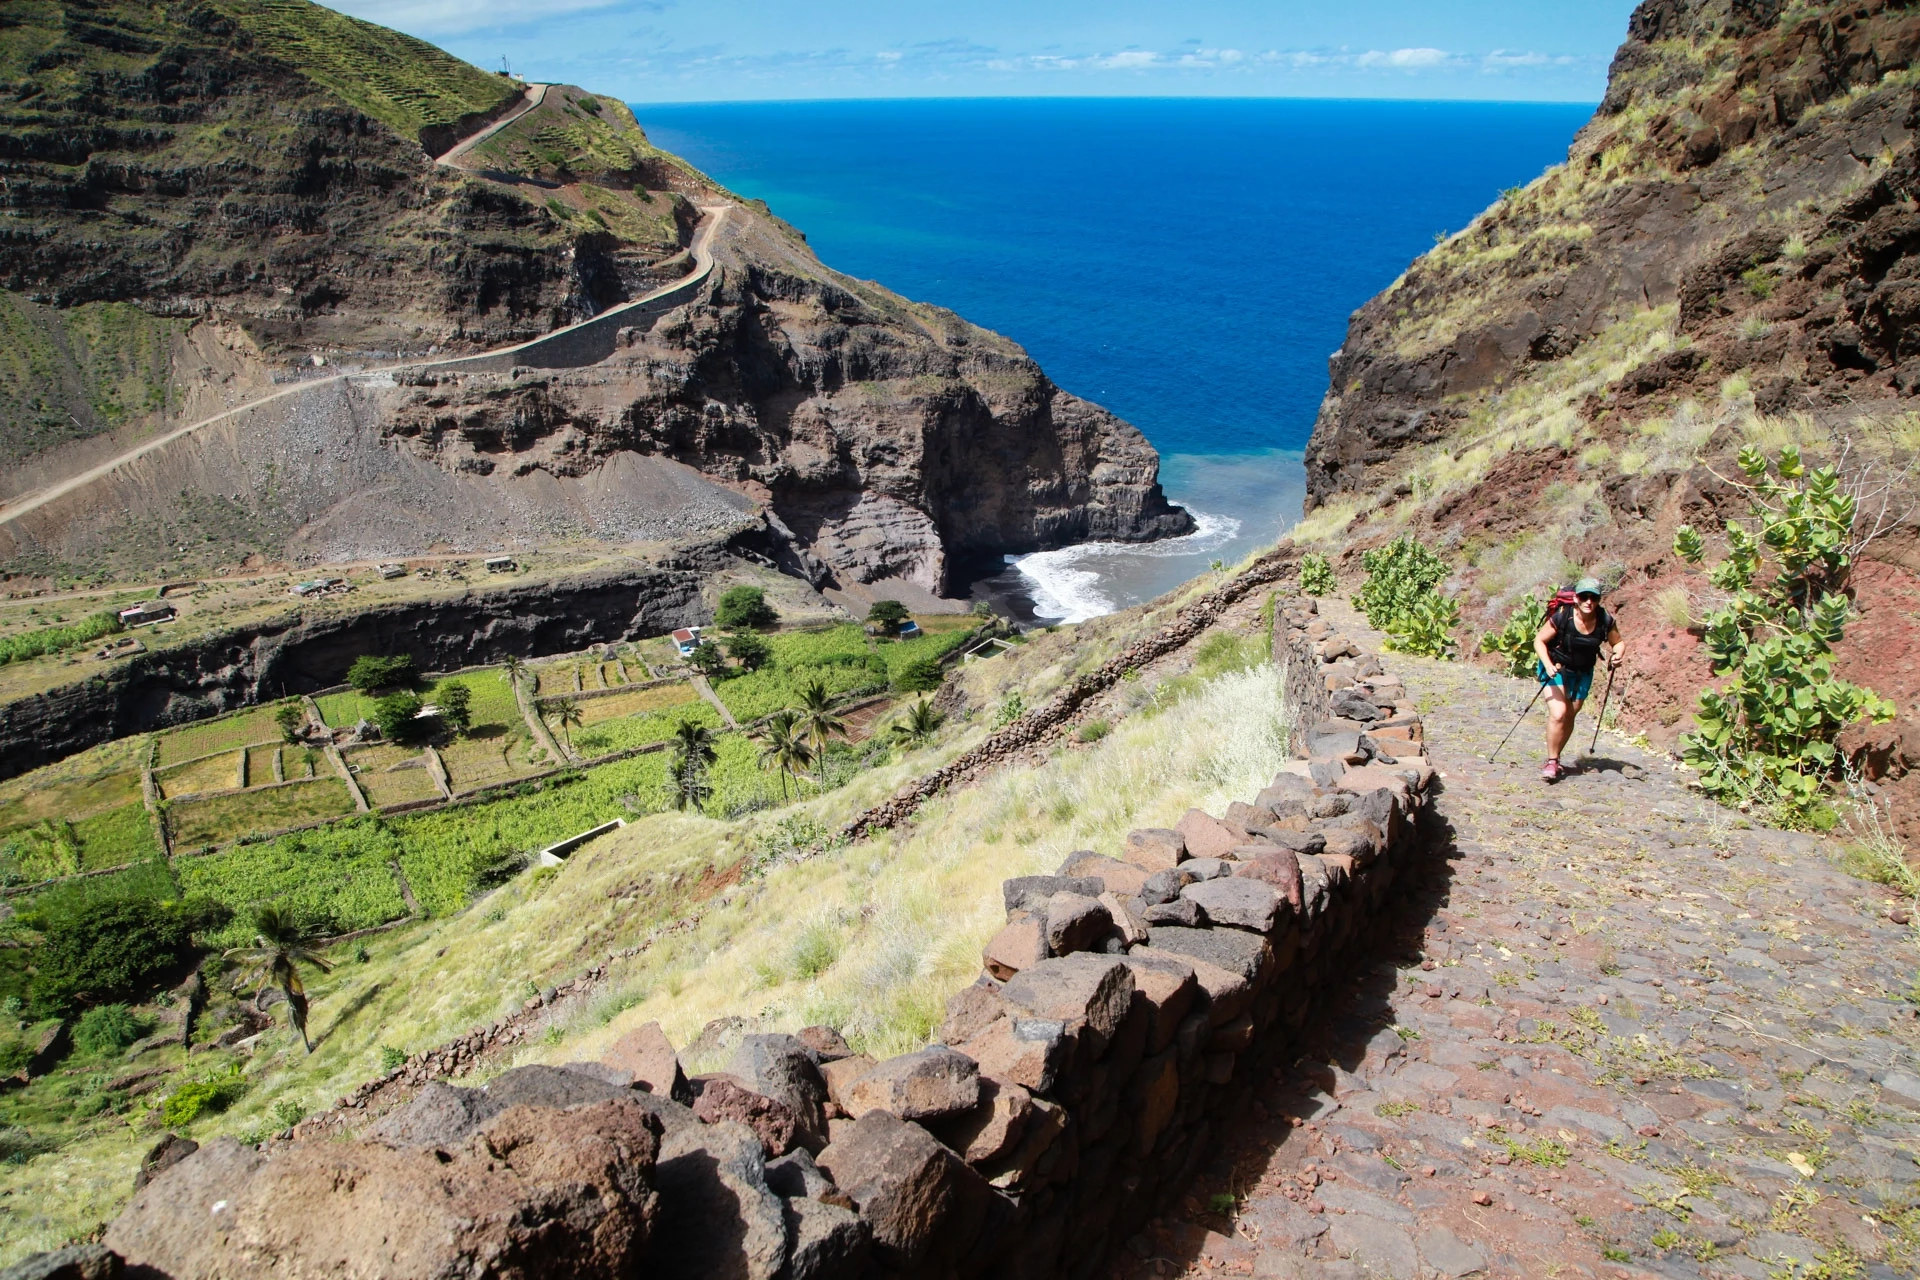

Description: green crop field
[166,778,358,851]
[153,704,289,767]
[569,700,721,759]
[313,689,378,730]
[155,751,242,800]
[176,834,409,948]
[456,669,522,730]
[712,625,889,722]
[0,801,159,883]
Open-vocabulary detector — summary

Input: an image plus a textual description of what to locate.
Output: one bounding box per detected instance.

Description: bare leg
[1544,686,1586,762]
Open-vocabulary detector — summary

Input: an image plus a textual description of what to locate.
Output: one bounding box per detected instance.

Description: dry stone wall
[42,593,1446,1280]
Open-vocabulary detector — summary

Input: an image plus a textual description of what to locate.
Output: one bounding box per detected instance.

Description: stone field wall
[29,587,1454,1280]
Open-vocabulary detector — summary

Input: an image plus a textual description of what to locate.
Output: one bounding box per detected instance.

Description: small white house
[671,626,703,657]
[484,556,517,573]
[116,601,176,628]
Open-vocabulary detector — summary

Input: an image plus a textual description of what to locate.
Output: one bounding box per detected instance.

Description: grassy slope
[0,569,1278,1262]
[214,0,514,140]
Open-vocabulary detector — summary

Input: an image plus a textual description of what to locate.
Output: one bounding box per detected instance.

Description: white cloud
[1356,47,1457,69]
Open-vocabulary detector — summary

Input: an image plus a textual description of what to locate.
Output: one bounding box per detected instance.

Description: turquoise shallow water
[635,97,1593,618]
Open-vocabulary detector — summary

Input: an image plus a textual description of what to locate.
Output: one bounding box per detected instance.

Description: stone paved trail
[1125,605,1920,1280]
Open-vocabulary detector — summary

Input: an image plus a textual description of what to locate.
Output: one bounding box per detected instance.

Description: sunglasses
[1576,593,1600,602]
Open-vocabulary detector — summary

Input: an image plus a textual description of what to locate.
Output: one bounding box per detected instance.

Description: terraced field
[165,778,358,851]
[154,750,242,800]
[152,704,289,766]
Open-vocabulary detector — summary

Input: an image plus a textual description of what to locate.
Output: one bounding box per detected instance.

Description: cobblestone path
[1127,607,1920,1280]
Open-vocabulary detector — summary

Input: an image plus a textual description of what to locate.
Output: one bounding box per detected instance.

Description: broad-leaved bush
[1673,445,1896,825]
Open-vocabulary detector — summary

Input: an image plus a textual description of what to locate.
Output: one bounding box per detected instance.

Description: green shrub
[1674,445,1897,824]
[1353,536,1451,630]
[1383,595,1461,660]
[715,586,778,631]
[892,656,943,692]
[688,640,727,678]
[161,1066,245,1127]
[994,692,1025,727]
[1353,536,1457,661]
[379,1044,407,1071]
[1076,719,1110,744]
[373,692,425,743]
[1479,594,1547,678]
[347,654,415,693]
[1299,554,1336,597]
[0,611,121,666]
[725,632,772,672]
[72,1004,146,1056]
[28,898,194,1015]
[275,704,305,743]
[867,600,909,637]
[435,681,472,733]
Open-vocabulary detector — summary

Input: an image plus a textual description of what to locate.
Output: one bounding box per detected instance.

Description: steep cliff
[1300,0,1920,829]
[0,0,1188,594]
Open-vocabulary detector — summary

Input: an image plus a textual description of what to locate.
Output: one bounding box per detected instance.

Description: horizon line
[625,92,1603,109]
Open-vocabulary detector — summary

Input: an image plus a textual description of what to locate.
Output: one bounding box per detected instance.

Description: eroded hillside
[1299,0,1920,835]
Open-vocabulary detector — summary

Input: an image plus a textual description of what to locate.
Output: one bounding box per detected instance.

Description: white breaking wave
[1013,510,1243,624]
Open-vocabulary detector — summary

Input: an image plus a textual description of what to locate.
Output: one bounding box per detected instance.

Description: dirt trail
[1132,600,1920,1280]
[0,202,725,532]
[435,83,546,167]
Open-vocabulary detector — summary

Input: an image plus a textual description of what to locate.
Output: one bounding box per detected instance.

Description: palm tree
[670,720,719,812]
[502,654,526,692]
[224,905,334,1054]
[888,698,946,749]
[758,710,814,799]
[795,679,847,757]
[551,697,584,753]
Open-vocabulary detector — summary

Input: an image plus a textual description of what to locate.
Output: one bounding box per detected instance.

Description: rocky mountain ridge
[1300,0,1920,832]
[0,0,1189,597]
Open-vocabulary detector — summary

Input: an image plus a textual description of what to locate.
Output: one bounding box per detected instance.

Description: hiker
[1532,576,1623,783]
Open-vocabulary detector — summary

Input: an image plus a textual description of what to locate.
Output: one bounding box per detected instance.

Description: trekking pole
[1589,663,1619,754]
[1488,678,1548,763]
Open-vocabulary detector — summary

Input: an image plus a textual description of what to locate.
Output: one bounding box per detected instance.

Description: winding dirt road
[0,202,727,530]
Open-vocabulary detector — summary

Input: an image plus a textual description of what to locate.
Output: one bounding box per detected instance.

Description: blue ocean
[635,98,1594,620]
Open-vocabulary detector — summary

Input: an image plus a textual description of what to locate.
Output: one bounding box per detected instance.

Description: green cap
[1573,577,1604,597]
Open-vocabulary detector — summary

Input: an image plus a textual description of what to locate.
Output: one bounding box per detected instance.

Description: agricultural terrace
[0,736,158,883]
[151,703,294,767]
[711,622,975,722]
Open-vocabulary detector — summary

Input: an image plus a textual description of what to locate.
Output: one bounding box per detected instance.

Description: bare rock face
[384,212,1192,594]
[104,1098,662,1279]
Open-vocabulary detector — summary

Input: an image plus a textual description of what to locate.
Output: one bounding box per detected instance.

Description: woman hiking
[1532,576,1623,783]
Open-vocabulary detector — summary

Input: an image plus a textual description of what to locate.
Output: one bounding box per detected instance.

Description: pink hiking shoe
[1541,757,1563,783]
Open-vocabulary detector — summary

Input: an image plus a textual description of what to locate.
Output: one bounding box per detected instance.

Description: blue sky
[331,1,1640,102]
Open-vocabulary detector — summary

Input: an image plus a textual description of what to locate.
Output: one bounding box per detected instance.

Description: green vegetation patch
[167,779,358,850]
[0,803,158,883]
[714,626,888,721]
[177,832,406,948]
[0,611,122,667]
[155,704,291,766]
[458,669,523,730]
[569,700,721,759]
[314,689,379,730]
